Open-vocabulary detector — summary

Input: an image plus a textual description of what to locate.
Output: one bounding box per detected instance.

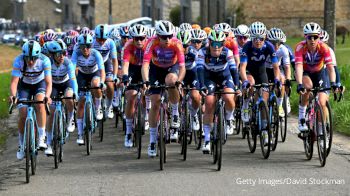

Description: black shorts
[183,68,199,89]
[77,70,100,95]
[266,68,274,83]
[52,80,73,98]
[204,69,234,95]
[126,64,143,91]
[148,63,179,94]
[303,69,330,91]
[247,65,268,84]
[17,80,46,108]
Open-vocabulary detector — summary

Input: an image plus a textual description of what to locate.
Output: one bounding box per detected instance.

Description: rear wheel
[235,96,242,135]
[136,102,143,159]
[181,101,189,161]
[247,101,256,153]
[280,93,288,142]
[98,98,105,142]
[304,107,314,160]
[217,105,224,171]
[259,101,271,159]
[269,96,279,151]
[196,107,203,150]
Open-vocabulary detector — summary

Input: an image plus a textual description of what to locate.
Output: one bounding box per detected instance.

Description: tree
[169,5,181,26]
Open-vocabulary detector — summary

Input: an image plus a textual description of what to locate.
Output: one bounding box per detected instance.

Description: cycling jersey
[283,44,295,67]
[241,41,278,67]
[143,37,185,68]
[12,54,51,84]
[196,47,236,72]
[115,39,125,67]
[295,41,333,73]
[184,45,198,70]
[92,38,117,63]
[51,57,78,96]
[264,43,290,69]
[224,37,240,58]
[328,47,337,67]
[71,48,104,74]
[122,39,145,66]
[183,45,200,89]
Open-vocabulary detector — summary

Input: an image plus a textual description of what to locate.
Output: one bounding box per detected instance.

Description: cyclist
[235,24,250,55]
[121,24,148,147]
[146,27,156,39]
[93,24,118,119]
[196,30,237,152]
[295,22,336,134]
[179,23,192,31]
[240,22,281,143]
[141,20,186,157]
[178,30,201,132]
[71,34,106,145]
[45,40,78,155]
[190,29,207,50]
[265,28,291,117]
[9,40,52,159]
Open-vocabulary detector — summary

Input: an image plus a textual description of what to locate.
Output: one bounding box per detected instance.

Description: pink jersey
[122,39,145,66]
[143,37,185,68]
[295,41,333,73]
[224,37,240,57]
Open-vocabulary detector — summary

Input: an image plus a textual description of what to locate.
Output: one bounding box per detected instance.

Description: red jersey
[143,37,185,68]
[122,39,145,66]
[295,41,333,73]
[224,37,240,57]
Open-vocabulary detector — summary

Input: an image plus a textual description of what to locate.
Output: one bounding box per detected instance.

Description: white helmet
[267,28,284,41]
[217,23,231,33]
[249,21,267,37]
[303,22,321,35]
[129,24,147,37]
[235,24,250,37]
[179,23,192,31]
[320,29,329,42]
[173,26,181,36]
[146,27,156,38]
[281,32,287,43]
[190,29,207,40]
[208,30,226,42]
[155,20,175,36]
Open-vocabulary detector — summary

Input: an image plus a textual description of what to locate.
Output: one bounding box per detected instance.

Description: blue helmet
[56,39,67,50]
[47,40,66,53]
[94,24,109,39]
[78,34,93,45]
[41,42,50,55]
[22,40,41,57]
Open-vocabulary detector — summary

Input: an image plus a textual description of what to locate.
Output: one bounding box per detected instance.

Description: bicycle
[244,83,272,159]
[114,85,125,129]
[9,97,50,183]
[268,84,279,151]
[79,86,101,155]
[50,93,75,169]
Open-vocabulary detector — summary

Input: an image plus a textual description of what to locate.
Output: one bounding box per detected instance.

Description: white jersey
[264,44,290,69]
[329,47,337,67]
[71,48,104,74]
[92,38,117,63]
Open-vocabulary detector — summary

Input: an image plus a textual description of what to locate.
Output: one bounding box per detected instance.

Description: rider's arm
[122,42,131,76]
[195,50,205,88]
[232,41,240,68]
[109,40,118,77]
[175,42,186,82]
[294,44,304,85]
[239,47,248,81]
[10,56,22,97]
[95,50,106,83]
[142,40,154,82]
[268,44,280,81]
[43,56,52,98]
[67,60,78,97]
[282,47,291,80]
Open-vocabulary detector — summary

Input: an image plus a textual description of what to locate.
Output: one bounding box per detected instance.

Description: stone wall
[23,0,62,28]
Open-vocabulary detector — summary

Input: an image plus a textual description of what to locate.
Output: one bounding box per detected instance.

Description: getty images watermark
[235,177,345,187]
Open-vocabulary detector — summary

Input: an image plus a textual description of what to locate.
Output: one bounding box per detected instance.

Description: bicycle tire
[31,120,37,176]
[25,120,30,183]
[217,104,224,171]
[316,104,327,167]
[325,101,333,157]
[304,106,314,160]
[136,102,143,159]
[159,107,165,170]
[259,101,271,159]
[182,101,189,161]
[196,108,203,150]
[247,99,256,153]
[60,107,65,162]
[53,113,59,169]
[280,93,288,142]
[85,103,92,155]
[235,96,242,135]
[269,96,279,151]
[212,119,218,164]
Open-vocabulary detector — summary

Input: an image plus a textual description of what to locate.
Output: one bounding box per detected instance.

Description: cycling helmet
[44,29,55,35]
[56,39,67,51]
[267,28,284,41]
[146,27,157,38]
[191,24,201,30]
[208,30,226,42]
[155,20,174,36]
[173,26,181,36]
[281,32,287,43]
[212,24,220,31]
[235,24,250,37]
[48,40,65,53]
[119,25,130,37]
[72,36,78,45]
[78,34,93,45]
[22,40,41,57]
[80,27,91,35]
[129,24,147,37]
[66,30,79,37]
[41,42,50,55]
[176,30,191,45]
[63,36,74,46]
[190,29,207,40]
[179,23,192,31]
[303,22,321,35]
[217,23,231,33]
[94,24,109,39]
[320,29,329,42]
[108,28,121,40]
[203,27,212,35]
[43,32,57,42]
[249,21,267,37]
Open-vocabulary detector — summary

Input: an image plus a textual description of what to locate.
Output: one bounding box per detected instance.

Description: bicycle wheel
[196,107,203,150]
[98,98,105,142]
[259,101,271,159]
[31,121,37,176]
[136,102,143,159]
[217,105,224,171]
[269,96,279,151]
[280,93,288,142]
[85,103,92,155]
[304,107,314,160]
[182,101,189,161]
[53,113,60,169]
[25,120,30,183]
[235,96,242,135]
[247,101,256,153]
[316,104,327,167]
[159,107,165,170]
[325,101,333,157]
[212,117,218,164]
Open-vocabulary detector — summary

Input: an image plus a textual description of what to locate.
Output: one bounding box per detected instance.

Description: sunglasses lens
[307,35,319,40]
[211,41,223,48]
[25,56,38,61]
[134,37,145,41]
[80,44,91,49]
[238,36,248,40]
[192,40,202,44]
[160,35,172,40]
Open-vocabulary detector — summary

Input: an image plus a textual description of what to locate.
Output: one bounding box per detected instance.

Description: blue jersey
[92,38,117,63]
[12,54,51,84]
[71,48,104,74]
[240,41,278,67]
[196,47,236,72]
[51,57,78,96]
[185,46,198,70]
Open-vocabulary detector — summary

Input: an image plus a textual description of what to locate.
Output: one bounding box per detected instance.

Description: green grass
[0,73,11,119]
[286,37,350,136]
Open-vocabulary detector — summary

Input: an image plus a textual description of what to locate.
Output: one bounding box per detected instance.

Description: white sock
[126,118,133,135]
[278,97,283,107]
[95,98,102,110]
[69,112,74,122]
[38,127,46,139]
[145,95,151,110]
[225,110,234,121]
[46,131,52,145]
[145,110,149,121]
[77,119,83,136]
[204,124,212,142]
[299,105,307,120]
[190,106,199,116]
[18,131,23,146]
[171,103,179,116]
[149,127,157,144]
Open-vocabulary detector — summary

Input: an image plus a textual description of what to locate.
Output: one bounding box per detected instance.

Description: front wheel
[316,105,327,167]
[85,103,92,155]
[53,113,60,169]
[325,101,333,157]
[25,121,31,183]
[259,101,271,159]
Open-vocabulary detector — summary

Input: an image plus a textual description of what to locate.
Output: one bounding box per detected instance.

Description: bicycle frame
[82,90,97,133]
[23,105,38,157]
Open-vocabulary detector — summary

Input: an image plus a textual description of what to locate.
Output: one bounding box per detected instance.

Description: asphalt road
[0,115,349,196]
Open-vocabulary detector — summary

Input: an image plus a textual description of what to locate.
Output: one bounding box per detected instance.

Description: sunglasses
[159,35,173,40]
[253,37,265,42]
[307,35,319,40]
[121,36,131,39]
[133,36,146,41]
[237,35,249,40]
[80,44,92,49]
[24,56,39,62]
[210,41,224,48]
[192,40,202,44]
[53,51,67,57]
